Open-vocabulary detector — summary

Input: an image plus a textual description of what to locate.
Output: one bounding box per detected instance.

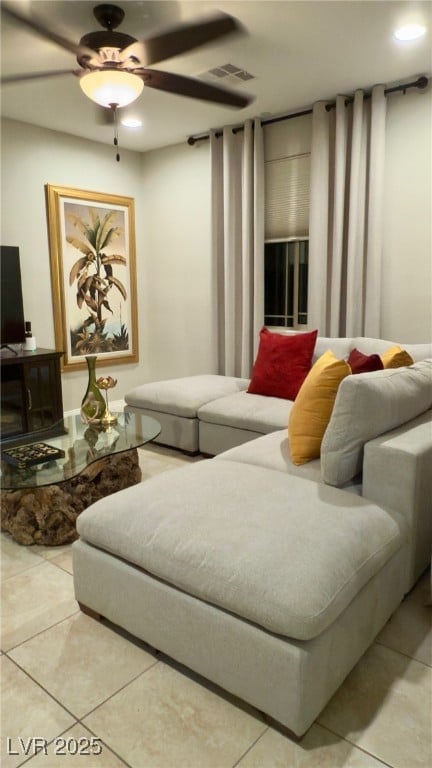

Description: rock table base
[1,448,141,546]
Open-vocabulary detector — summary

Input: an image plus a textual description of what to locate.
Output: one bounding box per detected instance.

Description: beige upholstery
[362,410,432,585]
[125,375,249,452]
[216,428,363,493]
[77,460,405,641]
[198,390,293,432]
[124,337,432,457]
[125,374,249,418]
[321,360,432,486]
[73,538,406,737]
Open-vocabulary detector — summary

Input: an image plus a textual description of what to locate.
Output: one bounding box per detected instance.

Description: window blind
[265,153,310,239]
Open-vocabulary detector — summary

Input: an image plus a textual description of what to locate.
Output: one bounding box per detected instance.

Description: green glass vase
[80,355,106,424]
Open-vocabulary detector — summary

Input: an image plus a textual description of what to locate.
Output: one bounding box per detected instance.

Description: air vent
[199,63,255,86]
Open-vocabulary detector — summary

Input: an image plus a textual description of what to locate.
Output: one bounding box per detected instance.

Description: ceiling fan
[1,2,255,111]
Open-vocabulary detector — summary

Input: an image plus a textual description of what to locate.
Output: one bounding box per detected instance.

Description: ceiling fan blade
[120,12,244,68]
[1,69,78,85]
[1,1,95,59]
[139,69,254,108]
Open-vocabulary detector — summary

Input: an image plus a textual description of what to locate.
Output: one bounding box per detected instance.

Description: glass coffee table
[0,411,161,545]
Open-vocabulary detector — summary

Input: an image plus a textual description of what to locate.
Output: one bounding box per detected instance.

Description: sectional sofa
[73,333,432,737]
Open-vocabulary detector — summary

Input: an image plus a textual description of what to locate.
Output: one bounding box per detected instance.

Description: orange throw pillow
[288,350,351,465]
[381,345,414,369]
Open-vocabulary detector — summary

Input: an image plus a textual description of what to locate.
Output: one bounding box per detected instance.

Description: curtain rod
[187,75,428,146]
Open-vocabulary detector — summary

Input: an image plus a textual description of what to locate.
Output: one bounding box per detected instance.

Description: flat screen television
[1,245,25,349]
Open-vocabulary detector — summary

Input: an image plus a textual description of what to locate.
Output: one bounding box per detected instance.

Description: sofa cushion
[321,359,432,487]
[288,351,351,465]
[313,336,354,362]
[216,430,363,494]
[198,391,292,433]
[348,348,384,374]
[76,460,405,641]
[248,327,317,400]
[124,375,249,418]
[216,429,322,480]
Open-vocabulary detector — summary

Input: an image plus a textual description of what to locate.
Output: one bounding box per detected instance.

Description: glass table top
[0,412,161,490]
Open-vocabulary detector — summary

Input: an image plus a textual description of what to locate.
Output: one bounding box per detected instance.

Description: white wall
[139,141,215,379]
[382,88,432,343]
[1,119,145,411]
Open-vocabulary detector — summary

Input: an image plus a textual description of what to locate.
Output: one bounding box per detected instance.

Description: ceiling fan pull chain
[110,103,121,162]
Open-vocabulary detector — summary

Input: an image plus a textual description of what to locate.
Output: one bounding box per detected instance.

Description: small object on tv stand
[23,321,37,351]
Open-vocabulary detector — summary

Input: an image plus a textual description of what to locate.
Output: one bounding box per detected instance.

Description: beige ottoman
[125,374,249,453]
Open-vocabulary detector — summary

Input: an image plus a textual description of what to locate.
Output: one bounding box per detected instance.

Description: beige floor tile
[48,549,74,575]
[9,612,157,718]
[1,560,79,651]
[318,644,432,768]
[32,543,73,561]
[0,656,75,768]
[20,724,127,767]
[1,534,43,580]
[377,569,432,666]
[237,723,386,767]
[83,660,266,768]
[138,453,181,478]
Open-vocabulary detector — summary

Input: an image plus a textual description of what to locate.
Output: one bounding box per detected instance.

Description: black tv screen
[1,246,25,347]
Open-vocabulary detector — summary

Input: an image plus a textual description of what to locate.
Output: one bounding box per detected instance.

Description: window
[264,239,308,328]
[264,140,311,330]
[265,154,310,239]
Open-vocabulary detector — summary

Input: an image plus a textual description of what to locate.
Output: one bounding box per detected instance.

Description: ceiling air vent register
[200,63,255,86]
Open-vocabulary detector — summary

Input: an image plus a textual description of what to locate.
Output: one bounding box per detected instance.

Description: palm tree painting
[65,202,130,357]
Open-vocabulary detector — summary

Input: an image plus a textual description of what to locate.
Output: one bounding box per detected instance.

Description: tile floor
[1,443,431,768]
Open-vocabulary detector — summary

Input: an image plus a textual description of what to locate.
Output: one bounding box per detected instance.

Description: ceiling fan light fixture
[79,69,143,107]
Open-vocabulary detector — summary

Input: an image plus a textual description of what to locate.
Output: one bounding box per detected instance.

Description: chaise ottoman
[73,459,408,736]
[124,374,249,453]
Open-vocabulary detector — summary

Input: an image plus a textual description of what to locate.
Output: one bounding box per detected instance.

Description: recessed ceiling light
[394,23,427,41]
[120,117,143,128]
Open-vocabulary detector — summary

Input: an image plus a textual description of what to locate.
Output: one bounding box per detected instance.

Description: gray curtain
[308,85,387,336]
[211,118,265,376]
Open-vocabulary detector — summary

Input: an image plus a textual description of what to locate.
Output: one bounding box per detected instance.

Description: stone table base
[1,448,141,546]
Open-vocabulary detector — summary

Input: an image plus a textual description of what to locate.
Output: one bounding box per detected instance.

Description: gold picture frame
[45,184,138,371]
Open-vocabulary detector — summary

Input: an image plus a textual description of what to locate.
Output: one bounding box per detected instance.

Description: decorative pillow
[348,348,384,374]
[381,345,414,369]
[321,360,432,487]
[248,328,318,401]
[288,350,351,465]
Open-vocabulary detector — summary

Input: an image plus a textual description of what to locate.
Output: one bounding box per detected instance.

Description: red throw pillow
[248,328,318,400]
[348,348,384,374]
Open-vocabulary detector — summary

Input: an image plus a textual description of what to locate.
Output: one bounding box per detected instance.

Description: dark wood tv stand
[0,348,64,446]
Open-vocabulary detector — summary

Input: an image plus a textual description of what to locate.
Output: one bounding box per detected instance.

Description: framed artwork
[45,184,138,371]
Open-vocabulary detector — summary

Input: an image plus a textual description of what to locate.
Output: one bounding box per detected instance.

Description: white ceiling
[1,1,431,152]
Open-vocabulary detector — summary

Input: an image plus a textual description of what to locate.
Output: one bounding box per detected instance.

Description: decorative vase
[80,355,106,424]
